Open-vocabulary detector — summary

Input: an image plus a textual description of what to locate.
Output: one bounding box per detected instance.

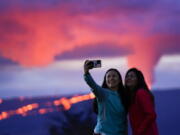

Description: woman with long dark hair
[125,68,159,135]
[84,60,127,135]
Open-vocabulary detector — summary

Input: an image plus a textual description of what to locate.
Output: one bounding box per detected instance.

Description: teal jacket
[84,73,127,135]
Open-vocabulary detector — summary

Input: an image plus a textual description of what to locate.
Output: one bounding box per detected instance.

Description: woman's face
[106,70,121,91]
[125,71,138,89]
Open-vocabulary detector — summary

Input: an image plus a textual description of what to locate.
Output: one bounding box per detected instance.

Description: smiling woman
[83,60,128,135]
[125,68,159,135]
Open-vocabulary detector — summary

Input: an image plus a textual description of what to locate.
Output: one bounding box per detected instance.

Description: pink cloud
[0,1,179,85]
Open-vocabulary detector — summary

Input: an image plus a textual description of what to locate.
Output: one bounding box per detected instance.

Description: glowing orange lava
[0,93,95,121]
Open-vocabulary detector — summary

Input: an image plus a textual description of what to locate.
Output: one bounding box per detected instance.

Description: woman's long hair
[93,68,128,114]
[124,68,154,108]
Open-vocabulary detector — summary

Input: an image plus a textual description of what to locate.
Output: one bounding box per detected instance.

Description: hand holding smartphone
[87,60,101,68]
[84,60,101,74]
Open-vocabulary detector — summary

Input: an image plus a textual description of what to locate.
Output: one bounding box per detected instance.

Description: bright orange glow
[16,103,39,115]
[27,105,33,110]
[54,93,95,110]
[0,93,94,120]
[59,98,71,110]
[31,103,39,108]
[1,112,8,119]
[39,109,47,114]
[70,93,95,104]
[16,108,24,115]
[0,112,9,120]
[54,100,61,106]
[38,108,55,114]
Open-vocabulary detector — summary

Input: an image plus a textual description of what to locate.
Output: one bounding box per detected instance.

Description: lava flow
[0,93,95,121]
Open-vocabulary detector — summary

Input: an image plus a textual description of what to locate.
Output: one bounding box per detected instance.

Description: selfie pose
[83,60,127,135]
[125,68,159,135]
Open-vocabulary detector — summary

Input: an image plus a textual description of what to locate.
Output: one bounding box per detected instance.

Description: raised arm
[83,60,104,99]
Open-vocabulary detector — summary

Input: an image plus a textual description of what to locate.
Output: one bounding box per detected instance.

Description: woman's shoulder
[102,88,113,93]
[102,88,120,97]
[136,88,149,97]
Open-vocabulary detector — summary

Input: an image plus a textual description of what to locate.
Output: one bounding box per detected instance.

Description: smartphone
[88,60,101,68]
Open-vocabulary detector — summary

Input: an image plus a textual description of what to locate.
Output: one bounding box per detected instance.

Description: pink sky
[0,0,179,98]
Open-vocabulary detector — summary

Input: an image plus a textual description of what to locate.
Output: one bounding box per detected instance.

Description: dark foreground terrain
[0,89,180,135]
